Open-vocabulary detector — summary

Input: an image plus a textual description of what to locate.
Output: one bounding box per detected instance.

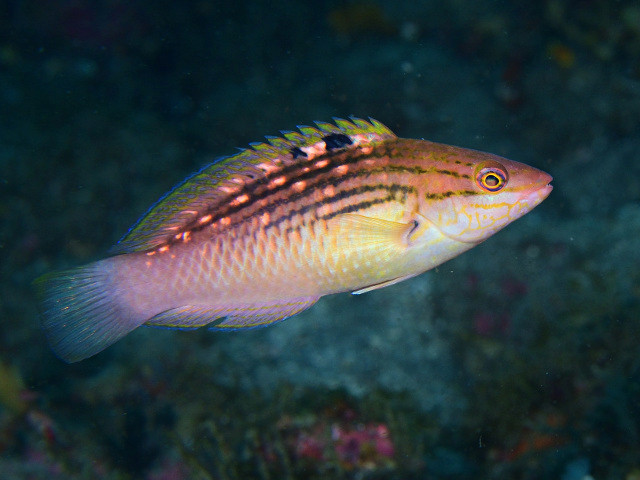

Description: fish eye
[475,162,508,192]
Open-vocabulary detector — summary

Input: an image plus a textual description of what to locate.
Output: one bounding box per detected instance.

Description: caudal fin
[35,260,141,363]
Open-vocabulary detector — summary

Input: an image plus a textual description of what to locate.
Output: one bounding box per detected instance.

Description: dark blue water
[2,1,640,478]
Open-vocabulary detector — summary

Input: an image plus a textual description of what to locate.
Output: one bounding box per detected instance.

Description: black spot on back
[322,133,353,150]
[290,147,307,159]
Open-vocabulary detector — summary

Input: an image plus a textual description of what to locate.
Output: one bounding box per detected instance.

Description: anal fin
[213,296,319,329]
[145,306,224,329]
[351,274,418,295]
[145,297,319,331]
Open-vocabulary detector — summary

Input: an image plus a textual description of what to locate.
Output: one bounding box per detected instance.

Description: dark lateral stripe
[238,169,419,233]
[319,195,395,221]
[424,189,477,200]
[267,183,416,231]
[185,157,419,237]
[221,161,445,223]
[281,195,399,236]
[435,169,468,178]
[211,142,466,226]
[261,166,416,222]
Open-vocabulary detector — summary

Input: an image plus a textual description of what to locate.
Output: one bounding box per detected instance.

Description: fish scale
[36,118,552,362]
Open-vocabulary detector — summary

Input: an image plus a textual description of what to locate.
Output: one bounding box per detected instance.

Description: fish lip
[519,182,553,204]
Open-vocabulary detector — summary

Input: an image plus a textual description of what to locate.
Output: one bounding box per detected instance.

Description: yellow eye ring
[475,163,508,192]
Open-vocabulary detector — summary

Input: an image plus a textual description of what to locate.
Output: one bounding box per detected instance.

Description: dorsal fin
[111,117,396,254]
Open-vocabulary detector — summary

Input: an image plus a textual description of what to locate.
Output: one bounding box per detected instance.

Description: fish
[36,118,552,363]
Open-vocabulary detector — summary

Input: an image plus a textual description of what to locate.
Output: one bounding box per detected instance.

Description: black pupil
[485,173,500,187]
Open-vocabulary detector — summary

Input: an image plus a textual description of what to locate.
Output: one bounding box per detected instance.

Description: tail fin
[35,260,141,363]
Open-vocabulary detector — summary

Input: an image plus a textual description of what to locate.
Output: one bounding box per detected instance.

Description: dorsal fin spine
[315,121,342,134]
[268,137,290,149]
[298,126,320,139]
[283,131,305,143]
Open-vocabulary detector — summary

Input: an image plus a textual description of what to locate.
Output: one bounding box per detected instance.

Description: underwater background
[2,0,640,478]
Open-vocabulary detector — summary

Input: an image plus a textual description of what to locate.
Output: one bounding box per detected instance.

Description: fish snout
[519,170,553,205]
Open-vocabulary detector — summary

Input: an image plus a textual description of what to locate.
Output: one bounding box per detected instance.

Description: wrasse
[36,118,552,362]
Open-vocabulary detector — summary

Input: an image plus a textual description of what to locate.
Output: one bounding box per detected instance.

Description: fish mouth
[540,183,553,198]
[519,180,553,205]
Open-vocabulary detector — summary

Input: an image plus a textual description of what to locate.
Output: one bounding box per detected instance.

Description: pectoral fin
[335,213,418,252]
[335,213,429,294]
